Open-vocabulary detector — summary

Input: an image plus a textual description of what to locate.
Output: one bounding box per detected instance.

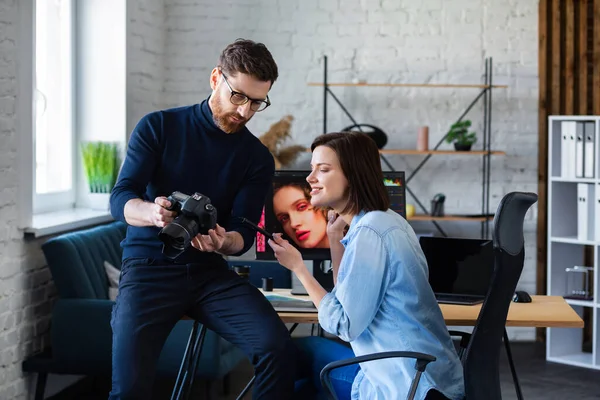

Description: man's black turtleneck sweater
[110,97,275,264]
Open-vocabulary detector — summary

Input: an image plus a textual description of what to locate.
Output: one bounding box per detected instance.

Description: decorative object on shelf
[445,120,477,151]
[258,115,305,170]
[564,265,594,301]
[342,123,388,149]
[81,141,120,210]
[430,193,445,217]
[417,126,429,151]
[406,203,416,218]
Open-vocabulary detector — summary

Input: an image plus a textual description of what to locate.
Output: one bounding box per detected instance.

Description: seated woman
[268,132,464,400]
[272,181,330,249]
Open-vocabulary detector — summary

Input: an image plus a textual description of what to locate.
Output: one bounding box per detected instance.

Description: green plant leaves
[80,141,120,193]
[445,119,477,145]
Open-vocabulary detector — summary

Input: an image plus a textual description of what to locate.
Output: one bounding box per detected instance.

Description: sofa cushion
[104,261,120,301]
[42,221,126,299]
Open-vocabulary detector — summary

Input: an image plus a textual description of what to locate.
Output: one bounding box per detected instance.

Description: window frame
[18,0,127,236]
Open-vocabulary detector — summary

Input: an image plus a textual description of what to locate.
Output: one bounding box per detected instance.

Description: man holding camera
[109,39,295,399]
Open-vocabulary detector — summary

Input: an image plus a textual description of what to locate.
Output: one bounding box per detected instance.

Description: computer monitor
[255,170,406,261]
[383,171,406,218]
[419,236,494,297]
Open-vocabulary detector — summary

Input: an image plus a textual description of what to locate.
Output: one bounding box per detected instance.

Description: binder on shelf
[596,185,600,244]
[560,122,569,178]
[561,121,577,179]
[583,122,595,178]
[577,183,594,241]
[575,123,584,178]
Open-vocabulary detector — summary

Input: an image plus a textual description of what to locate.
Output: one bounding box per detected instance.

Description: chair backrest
[42,221,127,299]
[462,192,538,400]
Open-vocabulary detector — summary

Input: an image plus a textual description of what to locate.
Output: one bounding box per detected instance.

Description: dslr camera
[158,191,218,259]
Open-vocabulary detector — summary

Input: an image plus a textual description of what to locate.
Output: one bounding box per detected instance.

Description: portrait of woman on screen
[271,181,330,249]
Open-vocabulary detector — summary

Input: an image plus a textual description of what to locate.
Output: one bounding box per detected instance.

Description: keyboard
[435,293,485,305]
[265,295,317,312]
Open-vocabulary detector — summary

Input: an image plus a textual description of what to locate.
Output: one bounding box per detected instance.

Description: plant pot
[88,192,110,211]
[454,143,472,151]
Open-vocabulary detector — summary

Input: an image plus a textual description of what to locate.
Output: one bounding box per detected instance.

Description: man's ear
[209,68,220,90]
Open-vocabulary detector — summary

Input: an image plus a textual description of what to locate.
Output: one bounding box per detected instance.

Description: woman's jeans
[294,336,452,400]
[295,336,359,400]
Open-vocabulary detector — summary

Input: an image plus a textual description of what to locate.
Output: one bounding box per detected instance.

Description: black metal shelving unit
[310,55,507,239]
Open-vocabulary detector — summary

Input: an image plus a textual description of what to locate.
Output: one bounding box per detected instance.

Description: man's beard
[210,92,250,134]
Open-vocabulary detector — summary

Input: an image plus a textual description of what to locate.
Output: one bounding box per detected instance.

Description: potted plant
[80,141,120,209]
[445,120,477,151]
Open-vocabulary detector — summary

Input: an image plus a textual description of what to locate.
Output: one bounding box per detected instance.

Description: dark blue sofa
[23,221,291,399]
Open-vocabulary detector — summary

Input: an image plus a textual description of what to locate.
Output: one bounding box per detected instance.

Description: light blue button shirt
[318,209,465,400]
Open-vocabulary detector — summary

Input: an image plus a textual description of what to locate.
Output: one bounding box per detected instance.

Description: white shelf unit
[547,116,600,370]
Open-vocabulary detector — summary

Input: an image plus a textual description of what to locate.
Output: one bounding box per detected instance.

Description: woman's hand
[268,234,306,273]
[327,210,348,239]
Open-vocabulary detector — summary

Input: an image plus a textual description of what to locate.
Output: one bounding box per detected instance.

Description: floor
[47,342,600,400]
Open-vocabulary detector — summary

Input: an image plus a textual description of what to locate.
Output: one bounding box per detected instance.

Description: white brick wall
[1,0,57,398]
[162,0,539,340]
[127,0,166,135]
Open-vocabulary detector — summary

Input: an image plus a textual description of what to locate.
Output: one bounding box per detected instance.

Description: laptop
[419,236,494,305]
[265,294,317,313]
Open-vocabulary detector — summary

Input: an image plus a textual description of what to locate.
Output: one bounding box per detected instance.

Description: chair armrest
[448,330,472,360]
[319,351,436,400]
[51,298,114,375]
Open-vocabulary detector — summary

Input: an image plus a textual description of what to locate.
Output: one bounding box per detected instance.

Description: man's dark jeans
[108,257,296,399]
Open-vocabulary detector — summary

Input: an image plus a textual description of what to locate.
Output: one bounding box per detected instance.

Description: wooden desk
[264,289,584,328]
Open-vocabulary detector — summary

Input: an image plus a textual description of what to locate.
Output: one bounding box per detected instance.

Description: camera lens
[161,232,186,250]
[158,220,196,258]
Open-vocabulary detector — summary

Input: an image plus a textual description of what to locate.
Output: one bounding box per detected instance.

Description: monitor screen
[255,170,406,260]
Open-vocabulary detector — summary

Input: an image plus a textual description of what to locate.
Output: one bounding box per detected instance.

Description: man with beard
[108,39,295,399]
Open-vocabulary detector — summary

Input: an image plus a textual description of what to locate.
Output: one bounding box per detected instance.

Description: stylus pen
[237,217,275,241]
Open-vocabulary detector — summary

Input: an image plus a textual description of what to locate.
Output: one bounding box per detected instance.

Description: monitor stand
[290,259,334,295]
[312,259,334,291]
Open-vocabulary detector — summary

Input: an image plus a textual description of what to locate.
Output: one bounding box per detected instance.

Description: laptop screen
[419,237,494,297]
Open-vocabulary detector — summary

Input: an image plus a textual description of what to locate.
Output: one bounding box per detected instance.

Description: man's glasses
[221,71,271,112]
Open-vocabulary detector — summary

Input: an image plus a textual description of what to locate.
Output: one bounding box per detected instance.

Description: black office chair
[451,191,538,400]
[319,191,538,400]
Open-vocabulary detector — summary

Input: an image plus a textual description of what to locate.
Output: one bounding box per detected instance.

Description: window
[34,0,75,213]
[19,0,126,236]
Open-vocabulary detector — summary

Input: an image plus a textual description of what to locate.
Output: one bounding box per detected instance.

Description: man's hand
[326,210,348,239]
[191,224,227,253]
[268,234,305,273]
[150,197,178,227]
